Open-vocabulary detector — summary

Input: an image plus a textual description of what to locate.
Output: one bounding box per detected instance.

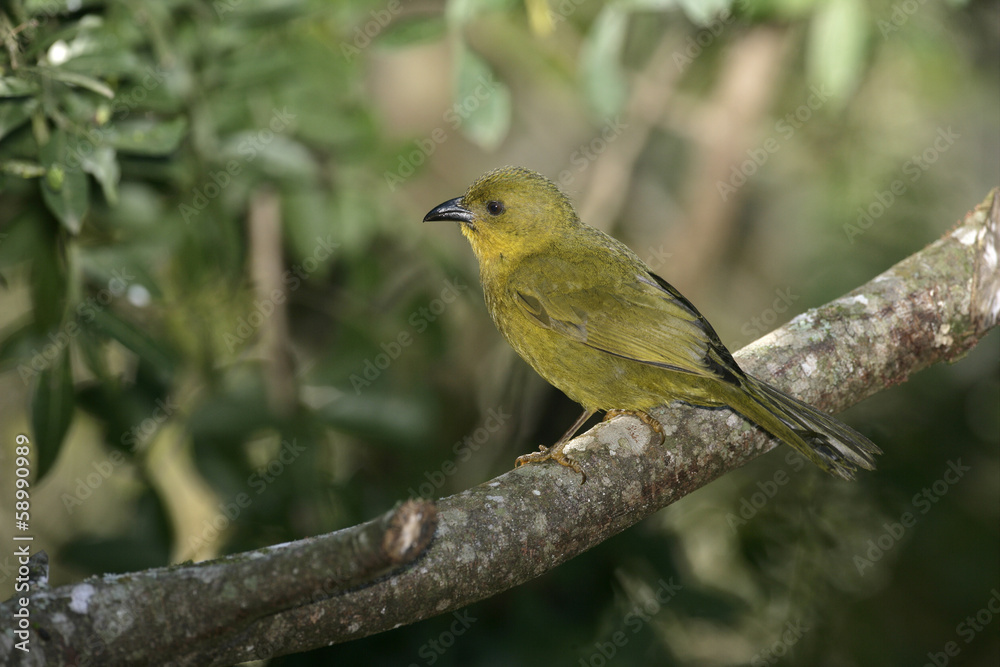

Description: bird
[423,166,880,482]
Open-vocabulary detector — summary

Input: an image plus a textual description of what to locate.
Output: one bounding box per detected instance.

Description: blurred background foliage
[0,0,997,664]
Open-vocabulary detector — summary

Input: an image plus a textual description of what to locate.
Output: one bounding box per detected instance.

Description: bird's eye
[486,200,505,216]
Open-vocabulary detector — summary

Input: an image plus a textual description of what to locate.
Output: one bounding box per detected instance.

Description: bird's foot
[515,443,587,484]
[603,409,665,444]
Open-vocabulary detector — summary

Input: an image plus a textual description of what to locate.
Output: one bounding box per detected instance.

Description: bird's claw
[603,409,665,445]
[515,443,587,484]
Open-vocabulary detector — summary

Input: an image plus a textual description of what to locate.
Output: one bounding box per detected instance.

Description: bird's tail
[729,374,881,480]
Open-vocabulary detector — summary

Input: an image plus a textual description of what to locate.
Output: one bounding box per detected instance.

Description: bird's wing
[510,255,741,382]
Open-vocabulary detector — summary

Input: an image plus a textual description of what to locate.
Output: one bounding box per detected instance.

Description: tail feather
[734,374,881,480]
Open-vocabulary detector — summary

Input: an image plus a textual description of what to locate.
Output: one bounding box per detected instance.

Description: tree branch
[4,190,997,666]
[2,500,438,665]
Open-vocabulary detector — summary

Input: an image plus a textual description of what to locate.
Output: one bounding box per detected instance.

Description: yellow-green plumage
[424,166,880,480]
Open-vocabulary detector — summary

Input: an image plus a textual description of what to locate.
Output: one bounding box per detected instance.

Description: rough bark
[2,190,997,666]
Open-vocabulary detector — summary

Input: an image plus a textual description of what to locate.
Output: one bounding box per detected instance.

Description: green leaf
[318,391,434,448]
[105,117,187,155]
[0,101,33,140]
[74,323,112,382]
[31,346,75,480]
[39,130,90,234]
[580,6,629,119]
[40,130,90,234]
[0,77,40,98]
[87,308,175,383]
[221,134,317,181]
[76,381,160,454]
[24,220,68,333]
[0,317,36,370]
[454,48,511,151]
[80,145,120,204]
[187,387,273,443]
[808,0,868,106]
[41,67,115,99]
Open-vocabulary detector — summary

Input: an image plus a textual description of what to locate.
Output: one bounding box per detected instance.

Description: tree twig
[2,190,997,666]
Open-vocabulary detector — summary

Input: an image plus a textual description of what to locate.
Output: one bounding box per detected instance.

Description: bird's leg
[515,409,595,483]
[603,409,665,444]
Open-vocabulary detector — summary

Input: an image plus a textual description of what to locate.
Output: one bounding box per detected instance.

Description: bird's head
[423,166,579,265]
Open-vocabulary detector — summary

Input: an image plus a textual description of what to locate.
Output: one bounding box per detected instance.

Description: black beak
[423,197,473,224]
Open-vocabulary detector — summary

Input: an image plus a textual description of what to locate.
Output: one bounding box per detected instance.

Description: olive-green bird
[424,166,880,482]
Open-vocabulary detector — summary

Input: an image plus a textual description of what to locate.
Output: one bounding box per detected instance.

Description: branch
[4,190,998,666]
[1,500,437,665]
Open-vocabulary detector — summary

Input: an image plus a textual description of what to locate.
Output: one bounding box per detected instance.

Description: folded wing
[509,253,741,384]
